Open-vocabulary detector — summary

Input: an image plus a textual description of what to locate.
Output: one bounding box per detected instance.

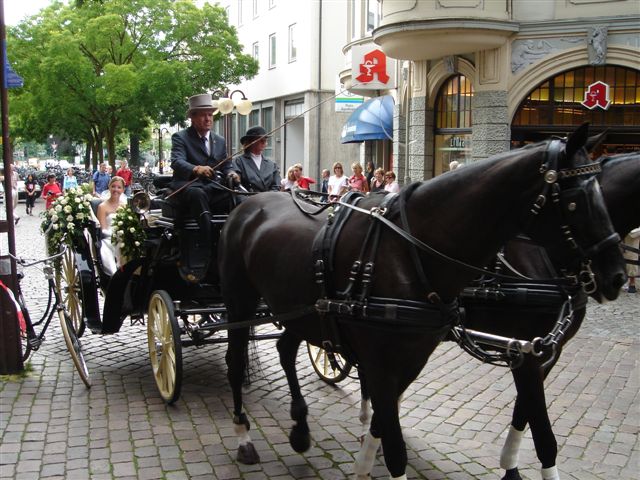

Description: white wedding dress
[100,213,119,276]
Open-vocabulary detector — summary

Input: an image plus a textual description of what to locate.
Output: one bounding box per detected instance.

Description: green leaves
[8,0,258,163]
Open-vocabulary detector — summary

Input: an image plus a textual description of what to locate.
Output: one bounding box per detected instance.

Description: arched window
[434,75,473,176]
[512,65,640,147]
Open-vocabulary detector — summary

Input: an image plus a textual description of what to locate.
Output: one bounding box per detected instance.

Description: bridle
[525,139,620,293]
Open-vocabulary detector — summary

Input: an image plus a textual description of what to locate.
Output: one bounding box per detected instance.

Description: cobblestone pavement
[1,201,638,479]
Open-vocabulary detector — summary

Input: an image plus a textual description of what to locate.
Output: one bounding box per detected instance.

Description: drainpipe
[315,0,322,182]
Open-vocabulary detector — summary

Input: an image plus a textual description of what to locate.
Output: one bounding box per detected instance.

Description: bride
[96,176,126,276]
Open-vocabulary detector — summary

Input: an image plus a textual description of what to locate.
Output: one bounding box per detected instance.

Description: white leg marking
[500,426,524,470]
[389,475,407,479]
[354,431,381,477]
[234,422,252,447]
[541,465,560,480]
[359,397,371,431]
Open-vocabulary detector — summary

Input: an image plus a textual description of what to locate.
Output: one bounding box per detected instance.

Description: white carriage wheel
[147,290,183,404]
[307,342,352,385]
[59,309,91,388]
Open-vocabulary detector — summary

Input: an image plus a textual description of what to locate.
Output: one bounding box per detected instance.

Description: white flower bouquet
[110,205,146,262]
[41,184,94,255]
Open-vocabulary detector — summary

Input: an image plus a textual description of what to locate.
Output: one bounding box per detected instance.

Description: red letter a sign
[356,49,390,85]
[581,81,610,110]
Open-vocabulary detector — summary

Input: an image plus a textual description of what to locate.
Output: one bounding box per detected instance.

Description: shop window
[512,65,640,141]
[434,75,473,176]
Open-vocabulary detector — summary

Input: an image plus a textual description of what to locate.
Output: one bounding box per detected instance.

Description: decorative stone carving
[587,26,608,65]
[443,56,457,74]
[511,39,554,73]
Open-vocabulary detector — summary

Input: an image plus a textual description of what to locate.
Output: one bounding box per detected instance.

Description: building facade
[341,0,640,184]
[216,0,360,182]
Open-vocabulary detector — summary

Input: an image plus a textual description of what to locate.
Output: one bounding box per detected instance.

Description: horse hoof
[501,468,523,480]
[237,443,260,465]
[289,426,311,453]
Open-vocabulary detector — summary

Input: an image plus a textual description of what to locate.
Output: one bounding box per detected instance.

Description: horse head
[599,152,640,239]
[523,123,627,301]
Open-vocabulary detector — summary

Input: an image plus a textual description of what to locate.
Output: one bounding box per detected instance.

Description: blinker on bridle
[530,139,620,293]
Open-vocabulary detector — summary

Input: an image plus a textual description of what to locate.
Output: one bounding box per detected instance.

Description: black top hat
[240,126,269,145]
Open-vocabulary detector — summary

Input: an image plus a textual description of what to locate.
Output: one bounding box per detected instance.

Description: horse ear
[565,122,590,160]
[585,129,608,154]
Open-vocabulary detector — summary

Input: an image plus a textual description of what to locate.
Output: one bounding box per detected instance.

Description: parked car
[17,180,42,201]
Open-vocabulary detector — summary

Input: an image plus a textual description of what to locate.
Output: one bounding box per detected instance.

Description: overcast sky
[3,0,56,26]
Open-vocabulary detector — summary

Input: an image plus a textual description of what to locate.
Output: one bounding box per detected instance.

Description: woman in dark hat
[231,126,281,192]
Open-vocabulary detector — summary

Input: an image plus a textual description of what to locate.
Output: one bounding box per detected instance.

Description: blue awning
[341,95,394,144]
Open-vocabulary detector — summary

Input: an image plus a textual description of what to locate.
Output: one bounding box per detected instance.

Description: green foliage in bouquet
[40,185,95,255]
[111,205,146,261]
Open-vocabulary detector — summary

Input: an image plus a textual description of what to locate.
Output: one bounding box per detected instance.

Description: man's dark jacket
[169,126,231,189]
[232,152,281,192]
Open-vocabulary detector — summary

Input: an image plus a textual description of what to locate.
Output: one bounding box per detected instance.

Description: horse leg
[277,329,311,453]
[225,296,260,465]
[358,367,372,441]
[504,359,560,480]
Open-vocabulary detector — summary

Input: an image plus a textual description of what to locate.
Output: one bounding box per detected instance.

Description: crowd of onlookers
[1,161,158,224]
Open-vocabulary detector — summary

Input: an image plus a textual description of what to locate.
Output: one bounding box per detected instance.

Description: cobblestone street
[1,200,638,479]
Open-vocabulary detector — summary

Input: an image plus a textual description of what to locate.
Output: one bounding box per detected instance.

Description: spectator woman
[281,166,297,191]
[24,174,38,215]
[63,167,78,191]
[348,162,369,193]
[370,168,386,193]
[41,174,62,210]
[328,162,348,201]
[384,171,400,193]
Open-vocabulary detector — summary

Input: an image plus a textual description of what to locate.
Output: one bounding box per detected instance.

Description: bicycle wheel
[147,290,182,404]
[57,247,86,337]
[16,292,33,362]
[59,309,91,388]
[307,342,352,385]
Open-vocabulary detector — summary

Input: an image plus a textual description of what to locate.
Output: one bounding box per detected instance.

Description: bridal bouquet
[111,205,146,262]
[41,184,94,255]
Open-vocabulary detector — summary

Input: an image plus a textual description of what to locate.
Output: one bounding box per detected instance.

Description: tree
[8,0,258,169]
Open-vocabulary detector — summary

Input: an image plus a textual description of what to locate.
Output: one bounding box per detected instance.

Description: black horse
[219,124,627,479]
[355,152,640,479]
[483,152,639,480]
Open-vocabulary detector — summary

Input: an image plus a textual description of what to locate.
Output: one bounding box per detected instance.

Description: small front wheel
[59,310,91,388]
[307,343,352,385]
[147,290,182,404]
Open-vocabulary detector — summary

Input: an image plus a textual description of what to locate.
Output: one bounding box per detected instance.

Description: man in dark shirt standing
[169,93,235,282]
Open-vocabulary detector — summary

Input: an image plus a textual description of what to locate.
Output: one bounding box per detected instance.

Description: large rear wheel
[56,247,86,337]
[147,290,183,404]
[59,309,91,388]
[307,343,352,385]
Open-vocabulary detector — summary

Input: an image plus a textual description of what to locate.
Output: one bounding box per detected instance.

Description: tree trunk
[129,134,140,167]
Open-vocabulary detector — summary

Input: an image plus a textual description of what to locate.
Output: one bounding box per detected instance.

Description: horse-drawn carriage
[53,175,351,404]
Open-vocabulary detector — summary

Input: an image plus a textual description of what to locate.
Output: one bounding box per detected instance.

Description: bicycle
[4,247,91,388]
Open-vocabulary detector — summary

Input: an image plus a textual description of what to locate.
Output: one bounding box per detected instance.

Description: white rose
[118,243,125,249]
[118,221,123,226]
[84,194,93,201]
[60,197,68,205]
[68,222,75,229]
[76,213,84,220]
[134,241,140,246]
[75,197,81,203]
[129,227,136,233]
[66,215,74,222]
[52,224,59,230]
[64,205,72,213]
[51,215,59,222]
[55,205,63,212]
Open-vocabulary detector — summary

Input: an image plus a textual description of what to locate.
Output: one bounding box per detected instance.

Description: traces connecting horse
[219,124,627,479]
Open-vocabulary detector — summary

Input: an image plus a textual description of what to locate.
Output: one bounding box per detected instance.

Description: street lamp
[211,89,252,155]
[153,127,170,174]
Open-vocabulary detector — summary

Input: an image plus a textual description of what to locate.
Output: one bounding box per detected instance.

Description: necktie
[201,136,209,155]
